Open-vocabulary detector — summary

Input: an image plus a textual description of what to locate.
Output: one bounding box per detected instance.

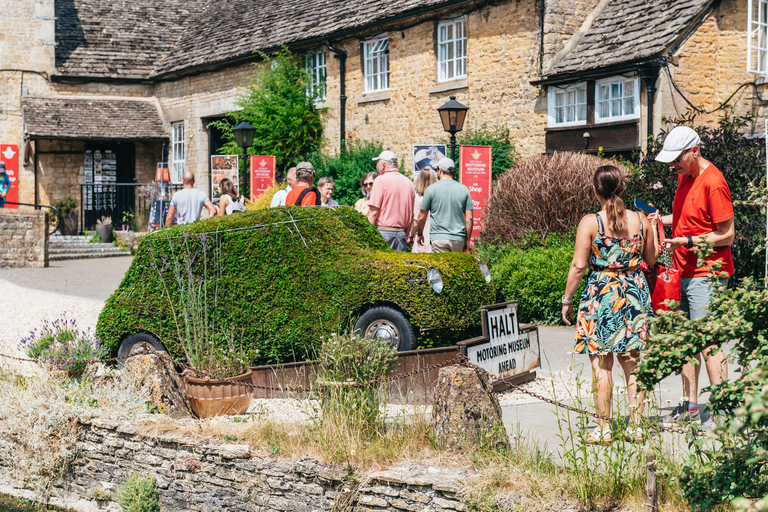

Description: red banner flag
[250,155,276,202]
[1,145,19,209]
[459,145,492,248]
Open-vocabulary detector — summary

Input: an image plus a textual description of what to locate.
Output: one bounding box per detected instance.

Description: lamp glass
[436,96,469,134]
[232,119,256,149]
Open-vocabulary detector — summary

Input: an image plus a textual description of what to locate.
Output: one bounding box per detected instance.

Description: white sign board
[466,302,541,380]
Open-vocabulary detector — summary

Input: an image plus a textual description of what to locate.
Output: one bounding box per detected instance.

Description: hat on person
[436,157,455,171]
[295,161,314,172]
[372,150,397,162]
[655,126,701,163]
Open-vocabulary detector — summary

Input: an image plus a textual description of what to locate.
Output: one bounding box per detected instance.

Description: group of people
[164,171,246,226]
[270,162,339,208]
[562,126,735,443]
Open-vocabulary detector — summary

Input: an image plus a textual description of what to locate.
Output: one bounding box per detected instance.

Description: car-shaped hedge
[97,206,495,364]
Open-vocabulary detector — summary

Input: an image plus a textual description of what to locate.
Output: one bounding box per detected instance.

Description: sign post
[250,155,276,202]
[458,145,492,248]
[0,145,19,209]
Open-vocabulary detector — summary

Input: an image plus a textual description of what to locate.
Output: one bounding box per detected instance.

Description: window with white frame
[749,0,768,74]
[363,36,389,93]
[595,76,639,123]
[305,49,326,102]
[171,122,184,184]
[547,83,587,127]
[437,17,467,82]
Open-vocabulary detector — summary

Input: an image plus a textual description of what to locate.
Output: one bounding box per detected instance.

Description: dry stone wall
[0,209,48,268]
[0,418,472,512]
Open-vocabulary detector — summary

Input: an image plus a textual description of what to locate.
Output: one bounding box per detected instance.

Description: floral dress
[573,213,652,354]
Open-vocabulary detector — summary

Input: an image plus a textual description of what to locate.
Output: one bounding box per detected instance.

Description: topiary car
[96,207,495,364]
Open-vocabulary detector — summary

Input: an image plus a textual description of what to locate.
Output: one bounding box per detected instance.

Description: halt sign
[465,302,541,380]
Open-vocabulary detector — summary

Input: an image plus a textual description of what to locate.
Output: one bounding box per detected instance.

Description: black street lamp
[232,118,256,193]
[437,95,469,161]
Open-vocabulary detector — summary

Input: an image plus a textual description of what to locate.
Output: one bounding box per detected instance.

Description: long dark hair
[593,165,626,233]
[219,178,240,200]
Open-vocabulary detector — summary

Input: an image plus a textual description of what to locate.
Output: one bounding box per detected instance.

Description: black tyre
[117,332,168,367]
[354,306,416,352]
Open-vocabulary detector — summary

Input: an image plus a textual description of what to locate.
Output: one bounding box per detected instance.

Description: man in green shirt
[413,157,474,253]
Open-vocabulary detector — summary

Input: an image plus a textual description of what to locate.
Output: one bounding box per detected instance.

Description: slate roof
[54,0,468,80]
[22,97,168,140]
[544,0,714,80]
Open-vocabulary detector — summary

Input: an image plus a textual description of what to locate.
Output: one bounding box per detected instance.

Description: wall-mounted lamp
[583,132,591,150]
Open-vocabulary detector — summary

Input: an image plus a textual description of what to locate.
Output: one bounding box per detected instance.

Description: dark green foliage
[476,231,582,324]
[454,125,519,179]
[625,108,767,281]
[117,473,159,512]
[208,47,327,182]
[303,139,384,207]
[97,208,494,364]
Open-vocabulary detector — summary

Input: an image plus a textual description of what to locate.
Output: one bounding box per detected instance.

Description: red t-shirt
[284,185,318,206]
[671,163,734,277]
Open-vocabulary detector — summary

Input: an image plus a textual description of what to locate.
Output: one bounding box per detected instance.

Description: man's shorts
[430,240,465,253]
[680,276,729,321]
[379,229,408,252]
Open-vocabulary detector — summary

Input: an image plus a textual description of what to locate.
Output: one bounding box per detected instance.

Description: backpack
[294,187,321,206]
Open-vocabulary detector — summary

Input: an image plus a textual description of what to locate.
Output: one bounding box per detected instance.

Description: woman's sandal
[624,427,645,444]
[586,426,612,445]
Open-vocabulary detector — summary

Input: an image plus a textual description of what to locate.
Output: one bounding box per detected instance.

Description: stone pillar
[0,209,48,268]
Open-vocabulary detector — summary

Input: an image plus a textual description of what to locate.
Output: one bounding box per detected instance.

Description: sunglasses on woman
[364,182,374,187]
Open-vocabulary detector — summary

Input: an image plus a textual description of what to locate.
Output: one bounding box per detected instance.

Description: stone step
[50,235,89,241]
[49,242,119,250]
[49,246,127,255]
[50,251,132,261]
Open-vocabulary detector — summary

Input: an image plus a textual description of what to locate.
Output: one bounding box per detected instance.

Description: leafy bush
[476,232,582,324]
[455,125,519,179]
[117,473,160,512]
[208,47,327,184]
[483,153,626,243]
[19,318,109,377]
[303,139,385,207]
[52,196,78,224]
[625,108,767,281]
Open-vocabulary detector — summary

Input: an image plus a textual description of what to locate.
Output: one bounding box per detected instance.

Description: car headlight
[478,261,491,283]
[427,267,443,293]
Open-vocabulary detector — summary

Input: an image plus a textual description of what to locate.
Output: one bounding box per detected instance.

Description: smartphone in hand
[633,198,657,214]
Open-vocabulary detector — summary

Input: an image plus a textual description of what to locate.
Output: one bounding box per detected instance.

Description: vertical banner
[250,155,276,202]
[412,144,446,180]
[1,144,19,209]
[459,145,492,249]
[211,155,239,202]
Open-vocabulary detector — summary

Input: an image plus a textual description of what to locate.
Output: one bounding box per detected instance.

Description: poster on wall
[0,145,19,209]
[458,145,492,249]
[412,144,446,180]
[250,155,276,201]
[211,155,239,202]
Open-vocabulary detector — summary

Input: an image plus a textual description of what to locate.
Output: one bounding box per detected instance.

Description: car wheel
[117,332,168,367]
[354,306,416,352]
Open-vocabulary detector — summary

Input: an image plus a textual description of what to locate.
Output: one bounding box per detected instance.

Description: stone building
[1,0,767,228]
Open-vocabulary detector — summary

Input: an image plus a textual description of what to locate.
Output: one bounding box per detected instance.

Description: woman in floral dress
[561,165,659,444]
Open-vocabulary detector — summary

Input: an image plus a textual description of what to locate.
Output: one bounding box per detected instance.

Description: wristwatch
[685,235,693,248]
[561,295,573,305]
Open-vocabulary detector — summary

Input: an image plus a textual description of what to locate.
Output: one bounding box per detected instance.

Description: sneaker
[661,403,701,426]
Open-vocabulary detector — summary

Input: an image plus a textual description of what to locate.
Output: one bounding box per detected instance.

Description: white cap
[655,126,701,163]
[436,157,455,171]
[372,150,397,162]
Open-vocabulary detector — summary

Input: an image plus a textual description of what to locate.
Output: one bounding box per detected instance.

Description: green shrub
[455,125,519,179]
[52,196,78,224]
[18,318,109,377]
[117,473,159,512]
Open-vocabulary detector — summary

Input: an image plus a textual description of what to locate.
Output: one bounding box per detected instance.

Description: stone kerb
[0,209,48,268]
[0,418,472,512]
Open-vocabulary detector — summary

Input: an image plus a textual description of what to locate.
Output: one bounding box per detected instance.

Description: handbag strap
[657,221,674,271]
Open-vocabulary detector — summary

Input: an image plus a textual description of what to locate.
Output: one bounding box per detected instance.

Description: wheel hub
[364,319,401,350]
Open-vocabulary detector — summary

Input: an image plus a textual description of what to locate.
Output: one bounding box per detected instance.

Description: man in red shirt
[284,162,320,206]
[367,150,414,251]
[655,126,735,426]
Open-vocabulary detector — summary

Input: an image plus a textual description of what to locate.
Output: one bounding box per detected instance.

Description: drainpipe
[325,40,347,152]
[539,0,545,76]
[642,66,661,143]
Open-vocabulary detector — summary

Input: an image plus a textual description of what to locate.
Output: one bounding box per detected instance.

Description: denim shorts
[680,276,729,320]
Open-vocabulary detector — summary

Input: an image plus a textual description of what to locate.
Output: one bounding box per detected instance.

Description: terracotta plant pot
[183,368,253,419]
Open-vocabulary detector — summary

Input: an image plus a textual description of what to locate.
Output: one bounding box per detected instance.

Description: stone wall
[0,418,472,512]
[0,209,48,268]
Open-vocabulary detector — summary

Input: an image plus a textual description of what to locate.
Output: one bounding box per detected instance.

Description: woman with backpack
[217,178,246,216]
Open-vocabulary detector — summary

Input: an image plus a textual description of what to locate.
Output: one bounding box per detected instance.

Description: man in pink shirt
[367,150,414,251]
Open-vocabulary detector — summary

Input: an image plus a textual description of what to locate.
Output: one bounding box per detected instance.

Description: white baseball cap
[655,126,701,163]
[372,150,397,162]
[436,157,455,171]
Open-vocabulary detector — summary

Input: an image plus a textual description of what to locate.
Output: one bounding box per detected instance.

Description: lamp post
[232,118,256,194]
[437,95,469,161]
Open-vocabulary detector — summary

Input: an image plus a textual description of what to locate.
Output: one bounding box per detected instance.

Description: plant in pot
[122,211,134,232]
[155,230,257,418]
[52,196,78,236]
[96,215,113,243]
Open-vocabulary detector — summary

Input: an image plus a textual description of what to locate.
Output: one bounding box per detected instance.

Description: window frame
[171,121,185,184]
[305,48,327,102]
[436,17,467,83]
[362,35,390,93]
[593,76,640,124]
[546,82,588,128]
[748,0,768,75]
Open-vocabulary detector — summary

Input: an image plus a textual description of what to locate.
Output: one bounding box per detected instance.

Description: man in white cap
[367,150,414,251]
[655,125,735,426]
[413,157,473,253]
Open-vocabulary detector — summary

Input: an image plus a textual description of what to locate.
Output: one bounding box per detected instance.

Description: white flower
[350,449,356,456]
[681,396,689,402]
